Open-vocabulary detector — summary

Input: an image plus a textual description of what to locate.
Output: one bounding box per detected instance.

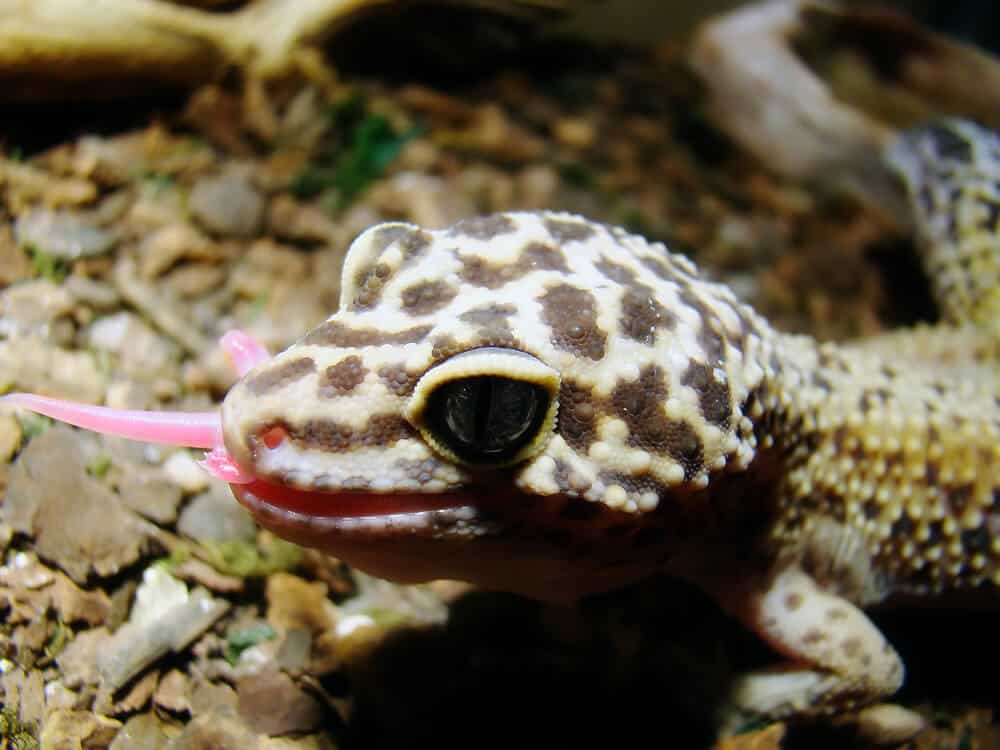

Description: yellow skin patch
[217,121,1000,724]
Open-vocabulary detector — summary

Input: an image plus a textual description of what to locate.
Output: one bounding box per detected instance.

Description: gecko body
[5,119,999,727]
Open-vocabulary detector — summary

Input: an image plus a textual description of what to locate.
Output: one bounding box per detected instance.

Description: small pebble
[189,170,264,238]
[14,208,116,259]
[177,487,256,542]
[163,450,211,493]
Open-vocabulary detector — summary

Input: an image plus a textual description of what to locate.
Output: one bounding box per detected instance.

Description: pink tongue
[0,393,221,448]
[234,478,469,518]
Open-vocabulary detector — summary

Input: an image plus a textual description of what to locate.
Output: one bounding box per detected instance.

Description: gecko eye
[425,376,549,463]
[406,347,560,467]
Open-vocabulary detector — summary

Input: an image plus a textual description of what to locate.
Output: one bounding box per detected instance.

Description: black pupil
[426,376,548,463]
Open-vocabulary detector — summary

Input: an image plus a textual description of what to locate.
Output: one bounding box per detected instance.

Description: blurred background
[561,0,998,51]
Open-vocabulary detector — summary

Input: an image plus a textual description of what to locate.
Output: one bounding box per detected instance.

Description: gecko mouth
[230,476,473,519]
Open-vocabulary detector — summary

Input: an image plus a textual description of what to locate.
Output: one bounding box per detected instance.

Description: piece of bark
[689,0,1000,223]
[0,0,577,101]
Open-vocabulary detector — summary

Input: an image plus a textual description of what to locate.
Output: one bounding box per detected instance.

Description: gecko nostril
[260,425,289,449]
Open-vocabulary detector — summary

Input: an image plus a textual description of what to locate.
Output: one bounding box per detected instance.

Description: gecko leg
[717,565,917,739]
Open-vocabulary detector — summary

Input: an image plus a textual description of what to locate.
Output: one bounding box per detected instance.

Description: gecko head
[217,211,768,595]
[4,212,768,598]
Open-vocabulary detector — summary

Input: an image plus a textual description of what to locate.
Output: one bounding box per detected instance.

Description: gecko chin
[230,479,659,600]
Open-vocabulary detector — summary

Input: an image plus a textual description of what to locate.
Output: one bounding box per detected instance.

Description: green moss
[291,94,422,211]
[225,623,277,664]
[25,244,70,283]
[153,543,192,575]
[86,454,112,479]
[201,536,303,578]
[16,413,52,441]
[44,620,69,660]
[0,706,38,750]
[557,161,599,190]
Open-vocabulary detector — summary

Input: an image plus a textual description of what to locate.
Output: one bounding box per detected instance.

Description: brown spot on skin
[431,334,462,363]
[594,256,636,285]
[609,367,703,478]
[457,243,568,289]
[348,226,432,310]
[543,216,596,243]
[539,283,606,360]
[826,607,849,622]
[450,214,516,240]
[350,261,392,310]
[785,591,804,611]
[245,357,316,395]
[557,380,598,451]
[841,637,863,659]
[520,241,569,272]
[944,484,974,515]
[620,286,675,346]
[457,254,518,289]
[262,414,414,454]
[961,526,990,554]
[809,372,832,392]
[803,628,828,645]
[395,457,442,485]
[378,364,419,396]
[318,355,367,398]
[304,321,432,347]
[830,426,847,453]
[475,329,521,350]
[890,514,913,538]
[371,224,433,258]
[459,304,517,329]
[400,279,458,315]
[681,360,732,429]
[611,365,668,433]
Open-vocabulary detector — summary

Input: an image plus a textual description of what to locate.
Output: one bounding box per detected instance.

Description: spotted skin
[214,121,1000,727]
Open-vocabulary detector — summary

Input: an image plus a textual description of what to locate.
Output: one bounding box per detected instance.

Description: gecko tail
[0,393,222,450]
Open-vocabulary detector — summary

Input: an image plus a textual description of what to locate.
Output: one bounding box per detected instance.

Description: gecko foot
[714,565,909,739]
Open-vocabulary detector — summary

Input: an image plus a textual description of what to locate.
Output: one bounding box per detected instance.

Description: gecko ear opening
[404,347,560,467]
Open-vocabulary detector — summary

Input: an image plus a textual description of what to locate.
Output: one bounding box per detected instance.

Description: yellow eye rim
[405,347,561,467]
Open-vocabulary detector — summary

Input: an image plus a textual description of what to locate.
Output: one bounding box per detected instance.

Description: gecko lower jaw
[230,479,487,551]
[230,476,475,520]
